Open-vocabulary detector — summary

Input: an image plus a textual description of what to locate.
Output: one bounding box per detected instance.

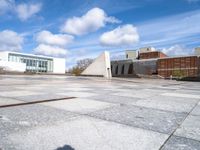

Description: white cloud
[15,3,42,21]
[34,30,72,57]
[0,30,23,51]
[0,0,14,15]
[36,30,74,47]
[162,45,191,56]
[100,24,139,46]
[61,7,120,35]
[34,44,67,57]
[0,1,41,20]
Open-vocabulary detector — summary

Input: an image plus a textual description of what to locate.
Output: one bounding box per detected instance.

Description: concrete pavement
[0,75,200,150]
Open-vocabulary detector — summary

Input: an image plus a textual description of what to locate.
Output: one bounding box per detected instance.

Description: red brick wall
[157,56,199,78]
[139,51,167,60]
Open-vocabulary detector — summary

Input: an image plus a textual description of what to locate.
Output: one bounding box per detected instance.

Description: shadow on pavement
[56,145,75,150]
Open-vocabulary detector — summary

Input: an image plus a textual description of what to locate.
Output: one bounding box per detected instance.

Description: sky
[0,0,200,68]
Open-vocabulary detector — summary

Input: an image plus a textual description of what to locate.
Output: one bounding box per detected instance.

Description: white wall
[126,51,137,59]
[81,51,112,78]
[195,48,200,55]
[53,58,66,74]
[0,51,9,61]
[0,60,26,72]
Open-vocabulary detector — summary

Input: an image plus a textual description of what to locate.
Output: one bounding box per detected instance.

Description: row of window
[111,64,134,75]
[8,54,53,72]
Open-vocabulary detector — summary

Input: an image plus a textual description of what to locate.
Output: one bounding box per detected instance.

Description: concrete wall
[81,51,112,78]
[111,60,137,77]
[111,59,157,77]
[133,59,157,75]
[0,60,26,72]
[53,58,66,74]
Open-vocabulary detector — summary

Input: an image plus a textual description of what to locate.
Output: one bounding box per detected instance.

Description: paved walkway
[0,75,200,150]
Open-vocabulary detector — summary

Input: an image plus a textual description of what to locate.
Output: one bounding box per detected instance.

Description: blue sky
[0,0,200,68]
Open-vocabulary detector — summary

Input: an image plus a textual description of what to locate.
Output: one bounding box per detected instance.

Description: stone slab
[175,115,200,141]
[89,105,187,134]
[131,98,196,113]
[191,102,200,116]
[0,91,41,97]
[161,136,200,150]
[0,97,24,106]
[15,94,69,102]
[112,91,157,99]
[89,94,140,104]
[0,116,168,150]
[161,93,200,99]
[42,98,114,114]
[0,104,77,133]
[57,91,97,98]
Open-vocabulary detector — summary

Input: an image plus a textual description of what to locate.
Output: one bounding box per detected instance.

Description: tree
[77,58,93,71]
[69,58,93,76]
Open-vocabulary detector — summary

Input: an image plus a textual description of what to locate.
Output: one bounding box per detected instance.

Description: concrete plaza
[0,75,200,150]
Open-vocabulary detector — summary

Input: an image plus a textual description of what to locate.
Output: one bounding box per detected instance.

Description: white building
[195,47,200,55]
[125,50,138,60]
[0,51,65,74]
[139,47,156,53]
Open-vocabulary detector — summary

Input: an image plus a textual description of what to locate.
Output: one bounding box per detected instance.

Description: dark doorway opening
[128,64,133,74]
[115,66,118,75]
[121,65,125,74]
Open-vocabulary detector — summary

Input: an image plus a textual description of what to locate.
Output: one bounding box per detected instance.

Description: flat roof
[158,55,200,60]
[2,51,56,59]
[111,58,158,63]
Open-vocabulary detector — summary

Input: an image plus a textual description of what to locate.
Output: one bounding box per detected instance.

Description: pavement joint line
[56,103,172,136]
[158,97,200,150]
[173,135,200,143]
[80,112,171,136]
[0,97,76,108]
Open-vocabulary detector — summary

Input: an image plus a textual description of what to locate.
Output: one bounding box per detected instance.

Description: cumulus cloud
[36,30,74,47]
[0,1,42,20]
[0,0,14,15]
[0,30,23,51]
[100,24,139,46]
[34,44,67,57]
[34,30,72,57]
[15,3,42,21]
[61,7,120,35]
[162,45,191,56]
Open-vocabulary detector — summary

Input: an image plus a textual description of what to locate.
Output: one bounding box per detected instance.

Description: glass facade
[8,53,53,73]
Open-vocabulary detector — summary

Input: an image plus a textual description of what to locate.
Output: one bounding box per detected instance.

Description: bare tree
[69,58,93,76]
[77,58,93,71]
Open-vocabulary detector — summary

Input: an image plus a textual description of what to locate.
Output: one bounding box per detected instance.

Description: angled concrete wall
[81,51,112,78]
